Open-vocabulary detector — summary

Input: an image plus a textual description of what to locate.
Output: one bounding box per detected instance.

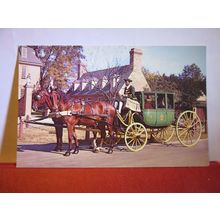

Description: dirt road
[17,139,209,168]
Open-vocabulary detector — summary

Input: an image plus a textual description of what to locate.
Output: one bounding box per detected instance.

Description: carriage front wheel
[176,110,202,147]
[125,122,148,152]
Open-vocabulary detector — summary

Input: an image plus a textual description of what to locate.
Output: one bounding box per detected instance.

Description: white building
[18,46,42,99]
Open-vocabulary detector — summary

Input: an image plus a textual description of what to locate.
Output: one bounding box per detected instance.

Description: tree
[178,63,206,109]
[142,68,160,91]
[143,68,181,102]
[29,46,85,90]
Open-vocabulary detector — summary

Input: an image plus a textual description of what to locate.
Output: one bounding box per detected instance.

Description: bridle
[50,90,61,112]
[33,90,54,112]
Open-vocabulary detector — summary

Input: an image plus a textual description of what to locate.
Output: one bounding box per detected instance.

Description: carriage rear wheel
[176,110,202,147]
[152,125,175,144]
[125,122,148,152]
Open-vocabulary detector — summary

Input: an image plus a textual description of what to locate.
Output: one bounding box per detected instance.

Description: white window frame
[21,47,27,58]
[21,65,26,79]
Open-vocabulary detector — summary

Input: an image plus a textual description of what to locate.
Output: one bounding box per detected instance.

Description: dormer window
[91,79,98,89]
[102,76,108,88]
[81,81,87,90]
[91,82,94,89]
[72,81,81,91]
[112,75,120,88]
[21,47,27,58]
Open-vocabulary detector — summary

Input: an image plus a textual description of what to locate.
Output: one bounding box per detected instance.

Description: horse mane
[50,89,73,105]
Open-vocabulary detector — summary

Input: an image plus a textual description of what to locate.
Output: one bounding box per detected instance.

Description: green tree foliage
[30,46,85,90]
[178,63,206,108]
[143,68,181,102]
[143,64,206,109]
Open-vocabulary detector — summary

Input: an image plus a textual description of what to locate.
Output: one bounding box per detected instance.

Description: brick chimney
[77,63,87,80]
[130,48,143,71]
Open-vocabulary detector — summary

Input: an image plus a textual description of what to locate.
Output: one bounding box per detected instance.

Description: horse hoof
[108,149,113,154]
[73,149,79,154]
[64,151,70,156]
[93,149,99,153]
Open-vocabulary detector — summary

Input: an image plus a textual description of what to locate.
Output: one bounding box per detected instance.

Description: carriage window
[157,94,166,108]
[167,94,174,109]
[144,94,155,109]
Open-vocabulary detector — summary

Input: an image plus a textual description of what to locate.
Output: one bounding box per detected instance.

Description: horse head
[32,89,53,112]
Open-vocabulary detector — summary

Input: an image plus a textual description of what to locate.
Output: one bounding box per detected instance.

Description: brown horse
[32,89,65,151]
[50,89,116,156]
[32,90,116,156]
[32,89,103,153]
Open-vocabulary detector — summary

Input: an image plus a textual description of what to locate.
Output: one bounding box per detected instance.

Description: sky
[83,46,206,75]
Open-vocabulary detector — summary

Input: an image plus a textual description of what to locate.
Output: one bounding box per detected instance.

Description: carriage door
[166,93,175,124]
[156,93,167,126]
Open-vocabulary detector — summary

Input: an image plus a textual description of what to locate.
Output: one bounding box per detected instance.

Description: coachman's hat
[124,78,132,82]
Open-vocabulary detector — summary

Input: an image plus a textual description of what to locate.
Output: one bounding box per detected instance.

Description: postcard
[17,46,208,167]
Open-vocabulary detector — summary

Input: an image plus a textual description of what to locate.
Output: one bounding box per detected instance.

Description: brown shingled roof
[68,65,132,95]
[18,46,42,66]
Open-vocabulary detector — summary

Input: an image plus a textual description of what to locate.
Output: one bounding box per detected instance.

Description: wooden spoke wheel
[103,131,122,146]
[176,110,202,147]
[152,125,175,144]
[125,122,148,152]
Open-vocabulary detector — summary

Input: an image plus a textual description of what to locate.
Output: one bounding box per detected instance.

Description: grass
[18,124,208,145]
[18,125,88,144]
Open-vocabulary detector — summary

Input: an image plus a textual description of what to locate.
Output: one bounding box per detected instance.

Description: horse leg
[72,128,79,154]
[58,125,63,151]
[64,124,74,156]
[107,125,114,154]
[54,124,60,151]
[99,123,106,149]
[92,131,99,152]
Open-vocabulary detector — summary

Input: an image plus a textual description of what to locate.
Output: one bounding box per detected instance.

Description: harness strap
[25,115,50,122]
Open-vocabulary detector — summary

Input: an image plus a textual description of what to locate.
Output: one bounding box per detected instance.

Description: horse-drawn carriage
[31,89,202,156]
[111,91,202,152]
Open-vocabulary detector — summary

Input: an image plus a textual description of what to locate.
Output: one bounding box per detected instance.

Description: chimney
[77,63,87,80]
[130,48,143,71]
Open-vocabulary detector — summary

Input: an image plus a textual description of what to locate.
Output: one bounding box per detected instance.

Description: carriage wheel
[125,122,147,152]
[103,131,122,146]
[152,125,175,144]
[176,110,202,147]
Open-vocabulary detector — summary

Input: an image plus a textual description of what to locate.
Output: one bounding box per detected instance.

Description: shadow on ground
[17,140,127,154]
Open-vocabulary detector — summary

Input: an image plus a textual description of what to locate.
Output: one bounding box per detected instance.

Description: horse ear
[38,82,41,90]
[47,86,52,93]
